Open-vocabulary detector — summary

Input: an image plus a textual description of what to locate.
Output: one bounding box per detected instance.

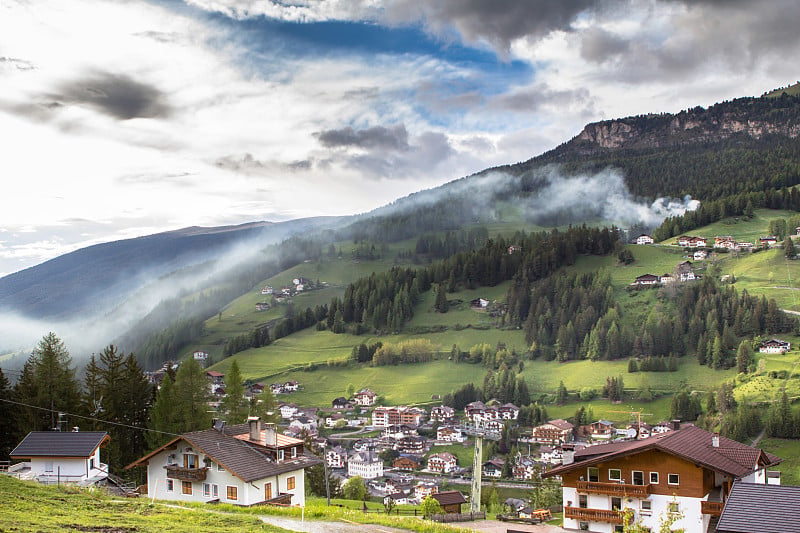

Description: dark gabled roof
[431,491,467,506]
[126,427,321,483]
[543,425,780,479]
[717,482,800,533]
[11,431,109,458]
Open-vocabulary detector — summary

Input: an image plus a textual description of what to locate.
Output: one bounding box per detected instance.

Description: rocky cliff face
[572,96,800,152]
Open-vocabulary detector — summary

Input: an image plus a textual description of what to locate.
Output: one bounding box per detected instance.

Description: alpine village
[7,69,800,533]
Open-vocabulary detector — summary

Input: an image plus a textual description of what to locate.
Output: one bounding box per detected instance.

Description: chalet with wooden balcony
[127,417,321,506]
[543,424,781,533]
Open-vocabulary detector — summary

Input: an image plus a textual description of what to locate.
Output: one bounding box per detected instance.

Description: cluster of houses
[8,360,799,532]
[634,233,783,253]
[260,277,320,307]
[631,260,699,287]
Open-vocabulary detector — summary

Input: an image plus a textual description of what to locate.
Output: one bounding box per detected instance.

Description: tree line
[0,333,278,483]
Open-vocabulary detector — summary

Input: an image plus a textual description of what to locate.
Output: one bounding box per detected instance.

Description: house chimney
[562,449,575,465]
[712,434,720,448]
[264,422,277,446]
[670,419,681,431]
[248,416,261,442]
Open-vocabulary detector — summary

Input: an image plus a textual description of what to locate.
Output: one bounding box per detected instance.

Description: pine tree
[172,358,213,433]
[0,368,16,459]
[556,381,568,404]
[736,340,753,373]
[435,283,449,313]
[786,236,797,259]
[220,360,247,424]
[29,333,81,431]
[119,353,151,472]
[148,374,177,448]
[82,354,103,431]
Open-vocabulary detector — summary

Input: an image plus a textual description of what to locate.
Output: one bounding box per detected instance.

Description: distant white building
[347,451,383,479]
[636,234,655,245]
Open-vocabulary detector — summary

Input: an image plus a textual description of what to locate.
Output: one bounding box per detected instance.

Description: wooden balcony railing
[701,500,724,516]
[565,506,624,524]
[164,465,208,482]
[576,480,651,498]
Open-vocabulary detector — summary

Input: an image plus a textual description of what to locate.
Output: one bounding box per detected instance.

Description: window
[227,486,238,501]
[650,472,659,484]
[287,476,295,490]
[291,447,297,458]
[588,467,599,483]
[611,497,622,511]
[668,473,680,485]
[203,483,210,498]
[264,482,272,500]
[166,479,174,492]
[614,526,624,533]
[44,461,54,473]
[632,471,644,486]
[216,462,224,472]
[182,481,192,495]
[278,449,284,461]
[89,458,95,470]
[641,500,652,514]
[669,501,680,514]
[184,454,198,469]
[212,484,218,498]
[609,469,622,481]
[578,494,588,508]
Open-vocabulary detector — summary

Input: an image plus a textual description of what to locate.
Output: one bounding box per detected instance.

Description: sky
[1,0,799,277]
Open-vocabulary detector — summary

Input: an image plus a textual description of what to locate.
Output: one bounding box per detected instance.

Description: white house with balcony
[127,418,320,506]
[9,430,110,485]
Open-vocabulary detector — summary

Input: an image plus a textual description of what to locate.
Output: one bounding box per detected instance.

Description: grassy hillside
[193,209,800,429]
[765,82,800,98]
[0,475,285,532]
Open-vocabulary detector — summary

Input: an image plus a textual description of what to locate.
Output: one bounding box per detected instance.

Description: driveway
[259,514,563,533]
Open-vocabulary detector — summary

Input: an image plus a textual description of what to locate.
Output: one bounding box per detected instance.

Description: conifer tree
[148,374,177,448]
[0,369,15,459]
[220,360,247,424]
[172,357,213,433]
[20,333,82,431]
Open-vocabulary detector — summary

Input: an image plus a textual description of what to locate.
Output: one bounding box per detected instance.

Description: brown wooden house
[431,490,468,514]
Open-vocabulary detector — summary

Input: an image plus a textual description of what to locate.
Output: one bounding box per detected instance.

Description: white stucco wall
[145,446,306,507]
[561,488,709,533]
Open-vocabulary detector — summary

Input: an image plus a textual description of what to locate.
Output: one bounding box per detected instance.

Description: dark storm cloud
[316,124,410,151]
[53,72,171,120]
[579,27,630,64]
[387,0,597,53]
[347,131,454,179]
[491,85,594,114]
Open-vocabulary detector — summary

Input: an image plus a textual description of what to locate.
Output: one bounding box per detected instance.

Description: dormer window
[278,449,284,461]
[291,447,297,458]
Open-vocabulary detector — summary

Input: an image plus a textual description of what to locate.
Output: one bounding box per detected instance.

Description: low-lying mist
[0,164,699,374]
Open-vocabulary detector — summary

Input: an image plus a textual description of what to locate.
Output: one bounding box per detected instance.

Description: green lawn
[759,437,800,485]
[0,476,286,533]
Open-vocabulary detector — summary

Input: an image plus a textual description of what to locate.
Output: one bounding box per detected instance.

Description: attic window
[668,473,679,485]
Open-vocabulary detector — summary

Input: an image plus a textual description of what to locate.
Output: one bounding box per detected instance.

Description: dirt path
[259,514,409,532]
[258,514,564,533]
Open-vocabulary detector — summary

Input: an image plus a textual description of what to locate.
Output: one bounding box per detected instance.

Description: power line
[0,397,180,437]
